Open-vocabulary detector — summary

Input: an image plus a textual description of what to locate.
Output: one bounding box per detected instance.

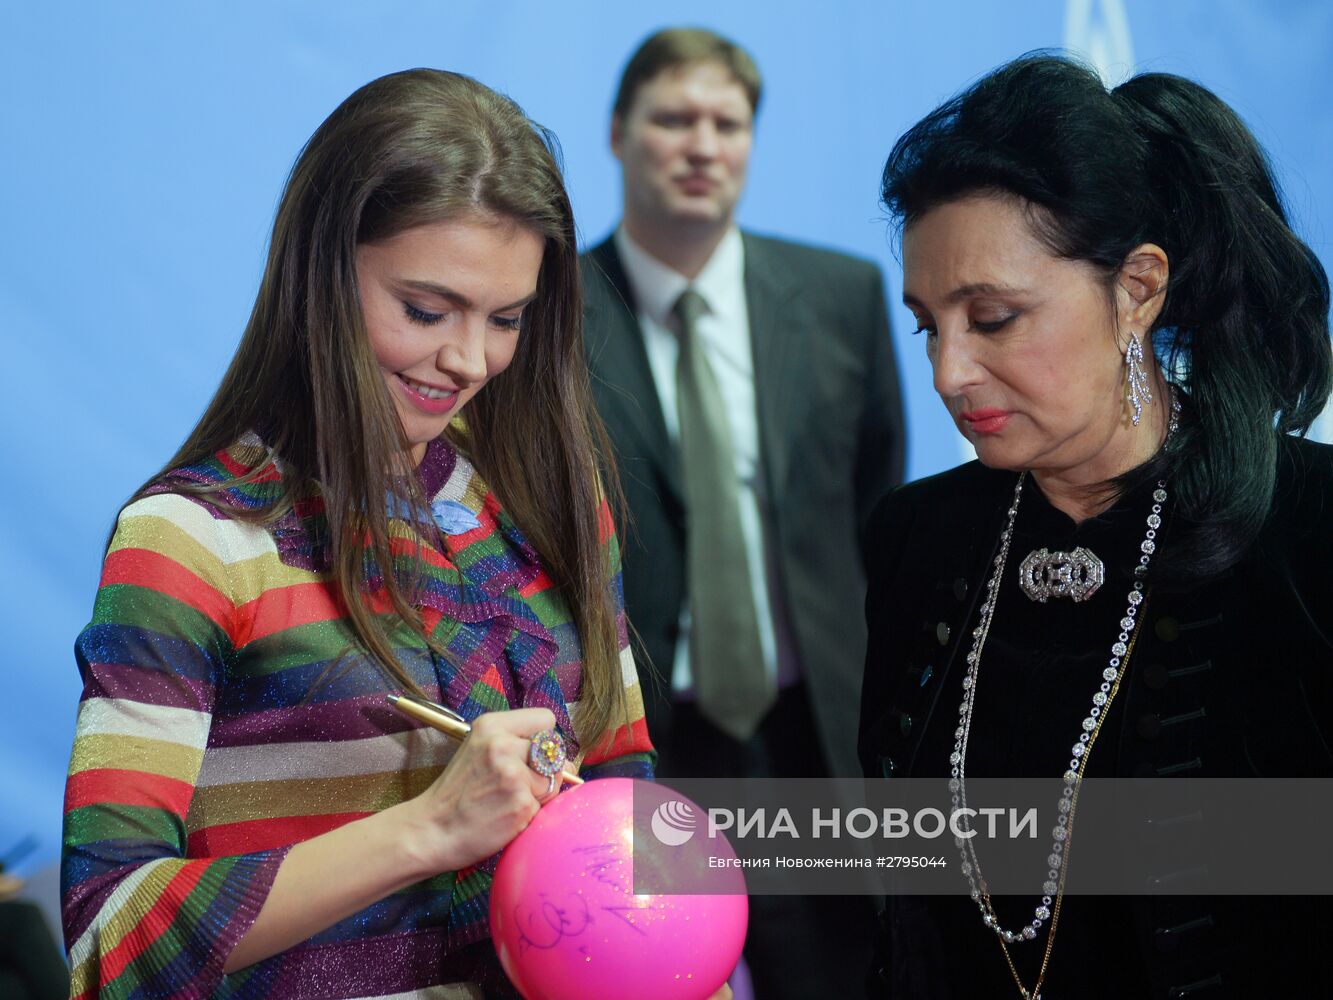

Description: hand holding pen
[375,700,576,877]
[388,693,583,801]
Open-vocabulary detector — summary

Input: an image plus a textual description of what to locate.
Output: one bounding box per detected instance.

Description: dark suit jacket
[858,434,1333,998]
[581,231,905,778]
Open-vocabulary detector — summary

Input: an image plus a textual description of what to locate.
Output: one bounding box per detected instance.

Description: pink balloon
[490,778,748,1000]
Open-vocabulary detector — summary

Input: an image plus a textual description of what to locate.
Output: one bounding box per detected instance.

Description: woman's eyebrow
[904,282,1028,310]
[401,279,537,312]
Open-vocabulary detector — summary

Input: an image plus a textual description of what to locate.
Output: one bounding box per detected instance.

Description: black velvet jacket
[859,435,1333,999]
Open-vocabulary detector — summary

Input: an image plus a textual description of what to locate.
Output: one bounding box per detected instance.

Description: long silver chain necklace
[949,392,1180,998]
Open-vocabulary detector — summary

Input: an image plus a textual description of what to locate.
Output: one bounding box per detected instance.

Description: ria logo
[650,799,698,845]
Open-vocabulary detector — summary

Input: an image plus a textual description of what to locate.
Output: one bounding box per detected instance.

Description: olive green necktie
[673,288,775,742]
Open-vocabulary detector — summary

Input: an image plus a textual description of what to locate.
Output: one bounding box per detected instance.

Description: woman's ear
[1116,243,1170,332]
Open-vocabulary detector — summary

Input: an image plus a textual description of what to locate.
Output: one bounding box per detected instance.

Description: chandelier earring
[1124,331,1153,427]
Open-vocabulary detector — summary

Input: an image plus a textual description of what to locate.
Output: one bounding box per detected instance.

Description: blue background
[2,0,1330,893]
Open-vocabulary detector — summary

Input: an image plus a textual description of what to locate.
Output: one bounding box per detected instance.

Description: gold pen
[387,693,584,786]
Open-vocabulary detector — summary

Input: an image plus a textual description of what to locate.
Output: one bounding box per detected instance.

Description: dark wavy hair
[882,53,1332,580]
[127,69,627,745]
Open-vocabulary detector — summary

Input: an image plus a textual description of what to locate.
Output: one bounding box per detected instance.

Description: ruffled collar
[156,434,576,755]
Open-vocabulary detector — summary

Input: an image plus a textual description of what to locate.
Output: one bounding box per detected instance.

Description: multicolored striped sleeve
[580,500,656,781]
[63,494,290,999]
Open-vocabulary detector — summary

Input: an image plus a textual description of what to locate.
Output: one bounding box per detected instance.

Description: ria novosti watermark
[631,778,1333,896]
[653,798,1039,843]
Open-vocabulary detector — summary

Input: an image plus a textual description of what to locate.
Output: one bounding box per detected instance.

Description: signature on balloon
[514,892,594,953]
[573,841,631,895]
[512,843,667,953]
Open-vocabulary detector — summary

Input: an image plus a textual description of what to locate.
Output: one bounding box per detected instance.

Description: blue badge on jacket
[431,499,481,535]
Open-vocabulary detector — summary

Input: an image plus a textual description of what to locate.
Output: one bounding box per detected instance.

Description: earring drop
[1125,331,1152,426]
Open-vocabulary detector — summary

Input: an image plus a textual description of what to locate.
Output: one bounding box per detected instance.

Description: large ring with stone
[528,729,567,778]
[1018,547,1104,603]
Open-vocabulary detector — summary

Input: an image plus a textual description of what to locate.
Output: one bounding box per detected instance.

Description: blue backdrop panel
[1,0,1329,879]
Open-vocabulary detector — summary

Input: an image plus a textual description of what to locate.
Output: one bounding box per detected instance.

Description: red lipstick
[960,408,1011,434]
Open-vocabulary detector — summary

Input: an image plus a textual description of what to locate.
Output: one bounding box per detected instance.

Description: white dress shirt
[614,226,801,695]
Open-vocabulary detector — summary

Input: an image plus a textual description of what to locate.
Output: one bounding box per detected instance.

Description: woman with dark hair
[62,69,655,998]
[860,54,1332,997]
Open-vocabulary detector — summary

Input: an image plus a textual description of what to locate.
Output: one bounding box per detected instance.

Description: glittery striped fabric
[63,437,655,999]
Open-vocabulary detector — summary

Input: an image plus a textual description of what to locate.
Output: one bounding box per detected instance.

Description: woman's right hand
[228,706,561,972]
[398,707,558,875]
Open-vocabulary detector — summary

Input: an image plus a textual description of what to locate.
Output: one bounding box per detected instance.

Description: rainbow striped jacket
[62,436,654,998]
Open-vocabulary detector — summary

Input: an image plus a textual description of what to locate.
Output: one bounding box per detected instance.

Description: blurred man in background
[581,27,904,997]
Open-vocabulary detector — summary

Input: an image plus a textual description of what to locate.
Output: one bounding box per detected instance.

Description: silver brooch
[1018,547,1104,603]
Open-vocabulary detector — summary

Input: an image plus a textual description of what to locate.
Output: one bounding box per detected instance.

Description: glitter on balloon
[490,778,748,1000]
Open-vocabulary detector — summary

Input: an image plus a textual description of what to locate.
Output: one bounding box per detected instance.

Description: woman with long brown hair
[62,69,654,998]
